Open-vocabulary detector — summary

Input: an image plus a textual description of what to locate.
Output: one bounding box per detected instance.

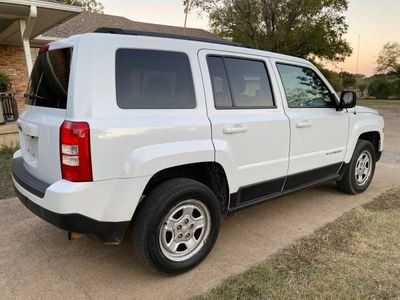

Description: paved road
[1,103,399,300]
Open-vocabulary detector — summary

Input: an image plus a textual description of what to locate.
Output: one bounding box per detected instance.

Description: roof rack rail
[94,27,253,49]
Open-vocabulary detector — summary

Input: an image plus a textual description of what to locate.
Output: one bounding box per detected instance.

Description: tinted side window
[207,56,275,109]
[277,64,334,108]
[207,56,233,108]
[116,49,196,109]
[225,58,274,108]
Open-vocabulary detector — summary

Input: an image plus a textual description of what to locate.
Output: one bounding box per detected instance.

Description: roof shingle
[42,11,219,40]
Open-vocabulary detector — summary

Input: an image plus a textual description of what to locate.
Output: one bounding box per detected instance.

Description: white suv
[12,28,384,274]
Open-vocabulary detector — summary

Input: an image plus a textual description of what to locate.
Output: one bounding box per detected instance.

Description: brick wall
[0,45,38,114]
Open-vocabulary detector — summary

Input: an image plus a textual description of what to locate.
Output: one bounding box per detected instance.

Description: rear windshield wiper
[24,93,44,101]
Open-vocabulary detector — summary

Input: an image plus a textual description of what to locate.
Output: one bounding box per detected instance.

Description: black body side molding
[229,162,344,213]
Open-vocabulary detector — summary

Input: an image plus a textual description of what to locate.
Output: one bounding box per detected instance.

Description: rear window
[26,48,72,109]
[115,49,196,109]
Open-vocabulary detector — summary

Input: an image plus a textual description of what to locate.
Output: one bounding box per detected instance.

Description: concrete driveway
[1,102,399,300]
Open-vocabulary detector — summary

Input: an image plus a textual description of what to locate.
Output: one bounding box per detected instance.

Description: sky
[102,0,400,76]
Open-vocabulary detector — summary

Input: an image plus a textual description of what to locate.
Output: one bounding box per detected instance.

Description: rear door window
[26,48,72,109]
[224,58,275,108]
[116,49,196,109]
[207,56,233,108]
[207,56,275,109]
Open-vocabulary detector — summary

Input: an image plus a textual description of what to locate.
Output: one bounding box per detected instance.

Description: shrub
[368,79,394,99]
[394,79,400,97]
[357,82,367,97]
[0,72,11,85]
[321,68,342,92]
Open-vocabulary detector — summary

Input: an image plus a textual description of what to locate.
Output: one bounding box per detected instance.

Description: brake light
[60,121,92,182]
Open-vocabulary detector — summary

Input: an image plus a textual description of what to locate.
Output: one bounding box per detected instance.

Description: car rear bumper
[12,157,50,198]
[14,188,129,243]
[11,157,150,244]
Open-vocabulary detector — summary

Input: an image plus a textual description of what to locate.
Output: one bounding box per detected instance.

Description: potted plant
[0,72,11,93]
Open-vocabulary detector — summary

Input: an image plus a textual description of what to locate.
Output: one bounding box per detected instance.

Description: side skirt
[228,163,345,213]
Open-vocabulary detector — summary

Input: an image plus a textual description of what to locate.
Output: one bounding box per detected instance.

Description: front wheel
[337,140,376,194]
[132,178,221,274]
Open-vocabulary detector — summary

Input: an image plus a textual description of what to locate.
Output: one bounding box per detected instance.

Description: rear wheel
[337,140,376,194]
[132,178,220,274]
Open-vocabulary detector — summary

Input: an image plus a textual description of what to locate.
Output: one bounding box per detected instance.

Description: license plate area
[21,133,39,167]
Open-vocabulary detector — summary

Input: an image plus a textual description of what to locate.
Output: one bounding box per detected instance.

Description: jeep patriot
[12,28,384,274]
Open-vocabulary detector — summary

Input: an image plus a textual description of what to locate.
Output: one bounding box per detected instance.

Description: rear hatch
[18,47,72,184]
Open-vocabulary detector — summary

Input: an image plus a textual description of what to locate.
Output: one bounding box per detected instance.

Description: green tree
[368,78,394,99]
[376,42,400,75]
[320,68,342,92]
[340,71,356,89]
[357,82,367,97]
[183,1,203,27]
[393,78,400,98]
[191,0,352,62]
[63,0,104,13]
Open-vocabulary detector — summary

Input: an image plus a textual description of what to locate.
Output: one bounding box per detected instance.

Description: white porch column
[19,5,37,76]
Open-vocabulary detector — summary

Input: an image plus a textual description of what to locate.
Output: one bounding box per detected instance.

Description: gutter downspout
[19,5,37,76]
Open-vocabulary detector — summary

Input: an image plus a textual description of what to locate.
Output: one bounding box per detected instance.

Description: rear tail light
[60,121,93,182]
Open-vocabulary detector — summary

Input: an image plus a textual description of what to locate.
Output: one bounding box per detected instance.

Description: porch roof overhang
[0,0,82,74]
[0,0,82,47]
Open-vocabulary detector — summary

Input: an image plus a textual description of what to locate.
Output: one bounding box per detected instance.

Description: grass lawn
[0,145,18,199]
[196,188,400,299]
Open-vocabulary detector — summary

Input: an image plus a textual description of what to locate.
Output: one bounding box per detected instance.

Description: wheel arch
[345,128,383,163]
[139,162,230,215]
[345,116,384,163]
[358,131,381,160]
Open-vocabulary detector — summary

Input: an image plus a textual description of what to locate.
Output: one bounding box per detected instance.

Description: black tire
[132,178,221,274]
[337,140,376,194]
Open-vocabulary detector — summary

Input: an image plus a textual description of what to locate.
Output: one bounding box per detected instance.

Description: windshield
[26,48,72,109]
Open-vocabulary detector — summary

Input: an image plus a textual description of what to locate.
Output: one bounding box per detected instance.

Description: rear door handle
[296,120,313,128]
[223,124,248,134]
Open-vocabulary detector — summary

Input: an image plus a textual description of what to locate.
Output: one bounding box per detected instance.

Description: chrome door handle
[223,124,248,134]
[296,120,313,128]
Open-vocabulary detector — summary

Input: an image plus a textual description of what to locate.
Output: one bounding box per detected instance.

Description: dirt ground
[0,101,399,300]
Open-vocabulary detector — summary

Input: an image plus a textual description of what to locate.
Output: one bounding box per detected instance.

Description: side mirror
[339,91,357,110]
